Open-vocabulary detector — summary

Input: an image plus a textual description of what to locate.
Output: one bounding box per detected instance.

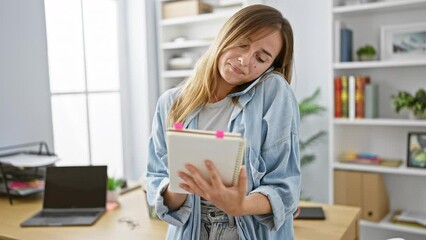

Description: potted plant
[392,89,426,120]
[356,44,376,61]
[298,88,327,201]
[107,177,123,203]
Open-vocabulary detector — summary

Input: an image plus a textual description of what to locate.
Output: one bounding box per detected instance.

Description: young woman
[146,4,301,240]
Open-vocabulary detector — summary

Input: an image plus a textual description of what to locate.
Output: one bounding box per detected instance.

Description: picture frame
[380,22,426,61]
[407,132,426,169]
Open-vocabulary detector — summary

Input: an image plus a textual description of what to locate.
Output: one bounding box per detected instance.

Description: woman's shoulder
[157,86,182,108]
[258,71,293,98]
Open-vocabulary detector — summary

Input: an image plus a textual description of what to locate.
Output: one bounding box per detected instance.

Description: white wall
[123,0,158,180]
[0,0,54,151]
[265,0,332,203]
[0,0,154,182]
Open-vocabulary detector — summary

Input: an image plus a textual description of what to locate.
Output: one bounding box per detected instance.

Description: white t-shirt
[198,97,234,131]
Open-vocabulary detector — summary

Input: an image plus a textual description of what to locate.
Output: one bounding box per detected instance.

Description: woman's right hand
[163,185,188,211]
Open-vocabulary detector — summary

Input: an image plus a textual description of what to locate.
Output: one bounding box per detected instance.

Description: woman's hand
[178,160,248,216]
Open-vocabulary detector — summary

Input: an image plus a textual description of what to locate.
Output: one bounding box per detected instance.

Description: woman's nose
[238,55,248,67]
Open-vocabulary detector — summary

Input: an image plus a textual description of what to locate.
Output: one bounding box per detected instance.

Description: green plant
[108,177,123,191]
[392,89,426,117]
[298,88,327,167]
[356,44,376,57]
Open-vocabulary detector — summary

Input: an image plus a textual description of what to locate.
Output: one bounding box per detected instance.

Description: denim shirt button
[209,211,216,217]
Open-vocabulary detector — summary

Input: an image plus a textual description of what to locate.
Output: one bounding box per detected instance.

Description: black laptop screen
[43,166,107,209]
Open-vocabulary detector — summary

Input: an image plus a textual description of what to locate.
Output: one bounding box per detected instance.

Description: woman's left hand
[178,160,248,216]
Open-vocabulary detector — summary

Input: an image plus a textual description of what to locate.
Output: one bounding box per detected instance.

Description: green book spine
[365,84,378,118]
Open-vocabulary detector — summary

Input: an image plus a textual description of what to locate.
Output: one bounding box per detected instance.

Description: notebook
[21,166,107,227]
[166,128,245,194]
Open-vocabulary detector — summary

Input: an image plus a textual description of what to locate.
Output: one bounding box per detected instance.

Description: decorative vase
[107,189,120,203]
[409,111,426,120]
[358,55,375,61]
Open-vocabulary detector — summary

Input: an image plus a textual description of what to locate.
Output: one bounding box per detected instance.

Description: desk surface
[0,190,359,240]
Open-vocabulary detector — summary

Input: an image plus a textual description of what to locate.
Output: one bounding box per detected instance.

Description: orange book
[334,76,342,118]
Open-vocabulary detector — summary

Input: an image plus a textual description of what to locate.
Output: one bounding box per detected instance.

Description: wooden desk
[296,201,360,240]
[0,191,359,240]
[0,190,168,240]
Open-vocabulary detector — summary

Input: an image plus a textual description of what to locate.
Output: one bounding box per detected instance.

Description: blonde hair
[168,4,294,126]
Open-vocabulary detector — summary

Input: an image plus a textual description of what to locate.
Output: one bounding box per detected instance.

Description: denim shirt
[146,71,301,240]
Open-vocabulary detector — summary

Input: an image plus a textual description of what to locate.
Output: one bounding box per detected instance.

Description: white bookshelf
[333,118,426,127]
[361,212,426,236]
[161,40,212,50]
[156,1,251,93]
[334,162,426,177]
[162,70,193,78]
[334,0,426,15]
[160,10,238,26]
[330,0,426,239]
[333,59,426,69]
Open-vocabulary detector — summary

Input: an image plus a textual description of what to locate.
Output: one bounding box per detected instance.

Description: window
[45,0,123,177]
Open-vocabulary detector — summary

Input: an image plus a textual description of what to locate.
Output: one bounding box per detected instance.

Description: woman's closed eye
[256,55,266,63]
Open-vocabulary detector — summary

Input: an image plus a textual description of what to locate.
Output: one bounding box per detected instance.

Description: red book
[334,76,342,118]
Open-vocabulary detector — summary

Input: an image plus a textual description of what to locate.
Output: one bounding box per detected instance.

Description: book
[334,76,342,118]
[365,83,379,119]
[340,28,353,62]
[334,20,341,63]
[391,210,426,229]
[348,75,356,120]
[166,128,246,194]
[295,207,326,220]
[341,76,349,118]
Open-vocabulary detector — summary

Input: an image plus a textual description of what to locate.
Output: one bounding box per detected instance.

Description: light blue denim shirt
[146,71,301,240]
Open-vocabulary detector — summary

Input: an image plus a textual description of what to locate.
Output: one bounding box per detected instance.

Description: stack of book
[0,179,44,196]
[339,152,402,167]
[334,75,378,119]
[391,210,426,229]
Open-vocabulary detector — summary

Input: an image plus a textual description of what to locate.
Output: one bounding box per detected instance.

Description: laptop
[21,166,107,227]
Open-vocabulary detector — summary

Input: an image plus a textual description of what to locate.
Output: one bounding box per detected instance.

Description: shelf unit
[156,1,248,93]
[360,212,426,236]
[330,0,426,239]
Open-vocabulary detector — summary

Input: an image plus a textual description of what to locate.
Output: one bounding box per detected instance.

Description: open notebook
[166,128,245,194]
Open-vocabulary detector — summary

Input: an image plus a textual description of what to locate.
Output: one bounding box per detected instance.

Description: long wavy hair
[168,4,294,126]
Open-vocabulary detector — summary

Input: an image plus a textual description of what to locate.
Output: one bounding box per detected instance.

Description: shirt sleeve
[248,75,301,230]
[249,133,301,230]
[145,94,193,226]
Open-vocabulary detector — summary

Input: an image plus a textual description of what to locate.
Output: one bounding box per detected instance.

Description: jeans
[200,199,238,240]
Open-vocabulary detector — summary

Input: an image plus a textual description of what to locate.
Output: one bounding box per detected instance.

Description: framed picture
[407,132,426,168]
[380,22,426,61]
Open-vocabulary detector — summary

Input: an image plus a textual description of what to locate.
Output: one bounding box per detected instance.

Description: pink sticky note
[216,130,224,139]
[174,122,183,130]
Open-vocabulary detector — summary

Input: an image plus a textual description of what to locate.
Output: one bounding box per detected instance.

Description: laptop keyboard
[41,211,99,217]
